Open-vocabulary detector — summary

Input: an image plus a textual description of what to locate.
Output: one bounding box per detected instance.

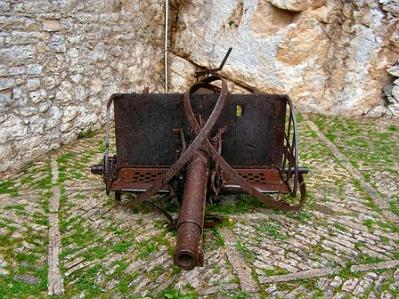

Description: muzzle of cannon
[90,48,309,270]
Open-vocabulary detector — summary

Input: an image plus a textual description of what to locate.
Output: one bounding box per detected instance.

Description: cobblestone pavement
[0,114,398,298]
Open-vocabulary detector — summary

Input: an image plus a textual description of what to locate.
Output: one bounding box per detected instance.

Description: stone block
[0,0,10,12]
[26,64,43,75]
[0,78,15,90]
[10,31,34,45]
[0,46,35,66]
[45,105,61,130]
[387,64,399,77]
[49,35,66,52]
[0,66,7,77]
[27,78,40,91]
[38,100,51,113]
[0,114,27,143]
[43,19,61,31]
[8,66,26,76]
[30,89,47,103]
[392,84,399,100]
[0,143,12,161]
[0,89,12,106]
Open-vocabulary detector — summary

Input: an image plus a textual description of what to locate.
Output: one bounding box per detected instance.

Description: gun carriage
[91,49,308,270]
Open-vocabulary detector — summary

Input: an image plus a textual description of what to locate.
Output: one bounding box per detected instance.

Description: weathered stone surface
[26,64,43,75]
[15,274,40,285]
[381,291,394,299]
[1,45,35,66]
[383,84,393,97]
[269,0,310,12]
[0,66,8,77]
[171,0,399,116]
[169,54,196,93]
[43,19,61,31]
[29,89,46,104]
[330,276,343,288]
[0,144,12,161]
[0,114,27,143]
[49,35,66,53]
[45,105,61,130]
[0,0,164,173]
[387,64,399,77]
[0,90,12,106]
[366,106,393,118]
[251,1,295,37]
[380,0,399,16]
[27,78,40,91]
[392,85,399,100]
[0,78,15,90]
[8,66,26,76]
[276,17,328,65]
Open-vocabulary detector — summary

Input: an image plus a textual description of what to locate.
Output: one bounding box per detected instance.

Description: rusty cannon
[91,49,308,270]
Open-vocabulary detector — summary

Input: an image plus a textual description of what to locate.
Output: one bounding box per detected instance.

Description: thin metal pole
[164,0,169,93]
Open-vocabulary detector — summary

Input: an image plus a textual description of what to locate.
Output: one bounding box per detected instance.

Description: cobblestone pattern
[0,114,398,298]
[0,161,51,296]
[0,0,164,173]
[309,115,399,222]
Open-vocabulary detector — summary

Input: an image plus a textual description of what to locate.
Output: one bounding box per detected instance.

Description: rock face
[0,0,164,173]
[383,60,399,115]
[170,0,399,115]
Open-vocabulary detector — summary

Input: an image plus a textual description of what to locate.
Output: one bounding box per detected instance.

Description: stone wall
[169,0,399,116]
[0,0,164,173]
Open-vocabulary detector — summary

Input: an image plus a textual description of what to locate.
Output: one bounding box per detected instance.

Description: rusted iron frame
[281,107,292,181]
[121,76,305,212]
[289,96,299,195]
[281,145,295,194]
[280,98,299,196]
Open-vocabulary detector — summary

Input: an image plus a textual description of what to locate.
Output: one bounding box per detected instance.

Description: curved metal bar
[286,96,299,195]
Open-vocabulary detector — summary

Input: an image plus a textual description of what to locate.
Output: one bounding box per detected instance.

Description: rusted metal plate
[113,94,185,167]
[111,167,170,192]
[113,93,286,168]
[222,168,289,193]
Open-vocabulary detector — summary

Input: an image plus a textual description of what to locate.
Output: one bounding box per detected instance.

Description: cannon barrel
[173,150,208,270]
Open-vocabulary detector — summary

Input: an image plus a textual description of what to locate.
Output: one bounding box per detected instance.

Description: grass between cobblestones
[0,115,399,298]
[309,114,399,220]
[0,160,51,298]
